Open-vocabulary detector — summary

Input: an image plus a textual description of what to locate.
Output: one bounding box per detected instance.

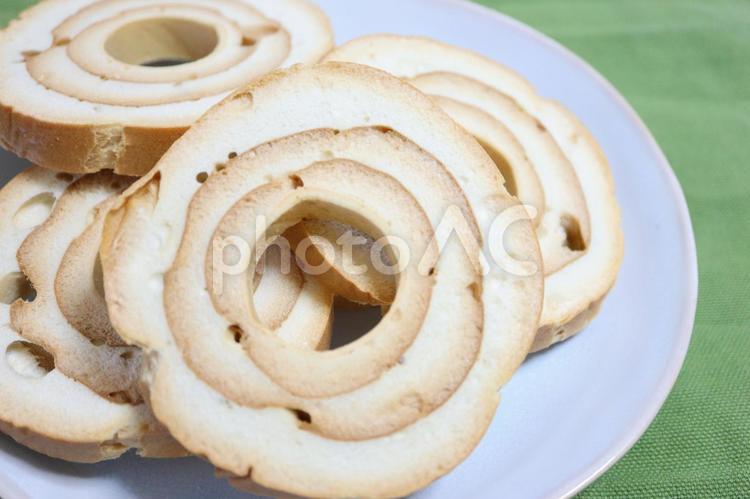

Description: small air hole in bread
[13,192,55,229]
[5,341,54,378]
[468,282,482,302]
[561,214,587,252]
[289,409,312,424]
[0,272,36,304]
[229,325,244,343]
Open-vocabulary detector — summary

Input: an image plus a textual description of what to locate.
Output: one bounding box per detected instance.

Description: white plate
[0,1,698,498]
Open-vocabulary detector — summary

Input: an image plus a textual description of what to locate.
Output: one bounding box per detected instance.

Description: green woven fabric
[478,1,750,496]
[471,1,750,496]
[1,0,748,496]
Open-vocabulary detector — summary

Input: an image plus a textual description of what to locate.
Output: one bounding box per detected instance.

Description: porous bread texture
[0,167,184,462]
[55,190,130,348]
[0,0,333,175]
[325,35,624,351]
[11,172,143,402]
[100,63,543,497]
[7,164,331,390]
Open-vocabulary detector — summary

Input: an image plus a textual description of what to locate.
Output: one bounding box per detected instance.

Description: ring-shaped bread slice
[2,167,326,462]
[0,168,182,462]
[100,63,543,497]
[0,0,333,175]
[326,35,624,351]
[11,169,332,401]
[11,171,145,402]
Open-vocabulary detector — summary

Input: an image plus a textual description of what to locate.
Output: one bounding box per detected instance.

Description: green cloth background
[1,0,748,496]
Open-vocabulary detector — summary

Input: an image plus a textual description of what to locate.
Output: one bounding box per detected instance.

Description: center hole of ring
[240,196,404,351]
[105,18,219,67]
[329,299,384,350]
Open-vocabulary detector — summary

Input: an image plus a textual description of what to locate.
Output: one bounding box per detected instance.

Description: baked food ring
[326,35,624,351]
[12,168,331,396]
[11,171,145,402]
[0,0,333,175]
[1,166,326,462]
[100,63,543,497]
[0,168,181,462]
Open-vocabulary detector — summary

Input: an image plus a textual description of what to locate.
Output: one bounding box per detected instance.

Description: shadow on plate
[0,434,259,499]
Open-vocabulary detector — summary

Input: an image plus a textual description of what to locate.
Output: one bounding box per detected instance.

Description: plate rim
[435,0,698,497]
[0,1,699,498]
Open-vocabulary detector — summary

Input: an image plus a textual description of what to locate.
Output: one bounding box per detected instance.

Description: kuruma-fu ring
[0,0,333,175]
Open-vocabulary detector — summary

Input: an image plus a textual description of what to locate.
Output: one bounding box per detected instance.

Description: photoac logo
[211,204,540,295]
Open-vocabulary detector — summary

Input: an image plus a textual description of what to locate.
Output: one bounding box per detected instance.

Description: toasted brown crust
[0,103,96,174]
[0,103,185,176]
[117,126,187,177]
[0,0,334,175]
